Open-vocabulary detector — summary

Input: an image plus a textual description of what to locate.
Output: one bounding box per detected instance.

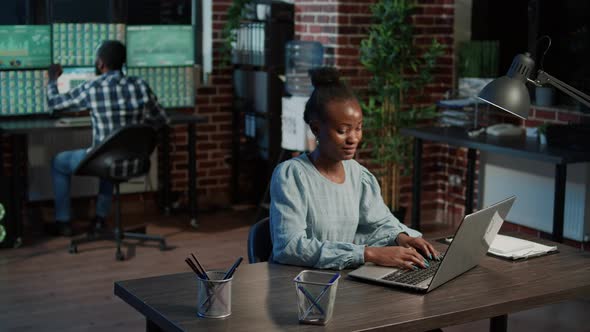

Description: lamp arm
[535,70,590,108]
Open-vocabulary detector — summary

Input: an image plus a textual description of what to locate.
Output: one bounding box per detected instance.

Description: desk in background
[401,126,590,243]
[114,235,590,332]
[0,112,206,246]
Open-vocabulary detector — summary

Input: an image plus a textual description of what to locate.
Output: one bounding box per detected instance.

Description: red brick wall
[294,0,373,90]
[170,0,234,209]
[523,106,590,128]
[400,0,455,223]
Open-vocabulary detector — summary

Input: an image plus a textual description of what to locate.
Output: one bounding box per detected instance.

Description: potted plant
[221,0,253,66]
[359,0,444,219]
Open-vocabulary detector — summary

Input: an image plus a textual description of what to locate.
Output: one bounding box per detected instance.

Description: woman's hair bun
[309,67,341,88]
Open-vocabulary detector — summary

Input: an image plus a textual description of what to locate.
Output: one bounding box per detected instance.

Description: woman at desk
[270,68,439,270]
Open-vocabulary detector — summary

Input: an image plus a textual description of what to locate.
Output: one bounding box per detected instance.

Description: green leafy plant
[220,0,253,67]
[360,0,444,210]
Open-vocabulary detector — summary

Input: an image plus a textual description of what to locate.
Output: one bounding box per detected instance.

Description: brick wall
[400,0,455,223]
[169,0,234,209]
[523,106,590,128]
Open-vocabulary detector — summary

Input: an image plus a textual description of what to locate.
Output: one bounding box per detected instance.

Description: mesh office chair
[68,124,167,261]
[247,217,272,263]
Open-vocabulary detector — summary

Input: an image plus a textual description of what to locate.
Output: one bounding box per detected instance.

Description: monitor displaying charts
[126,25,194,67]
[52,23,126,66]
[56,67,97,94]
[0,70,49,116]
[127,67,195,108]
[0,25,52,70]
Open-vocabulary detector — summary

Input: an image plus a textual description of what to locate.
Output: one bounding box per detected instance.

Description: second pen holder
[293,270,340,325]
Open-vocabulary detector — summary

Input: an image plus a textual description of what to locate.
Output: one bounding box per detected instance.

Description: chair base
[69,228,167,261]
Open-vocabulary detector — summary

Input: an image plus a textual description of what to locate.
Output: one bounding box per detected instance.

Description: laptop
[348,196,516,293]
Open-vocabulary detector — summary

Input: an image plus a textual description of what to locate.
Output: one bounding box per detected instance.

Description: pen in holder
[293,270,340,325]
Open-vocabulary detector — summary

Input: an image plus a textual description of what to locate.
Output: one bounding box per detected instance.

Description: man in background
[46,40,169,236]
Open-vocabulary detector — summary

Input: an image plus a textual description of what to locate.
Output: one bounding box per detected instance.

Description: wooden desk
[401,126,590,243]
[0,113,206,246]
[115,237,590,332]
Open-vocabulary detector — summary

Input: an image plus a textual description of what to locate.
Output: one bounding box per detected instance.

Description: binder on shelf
[234,23,266,66]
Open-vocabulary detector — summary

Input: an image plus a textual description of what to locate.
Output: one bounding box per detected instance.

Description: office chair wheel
[116,251,125,261]
[69,245,78,254]
[159,240,167,251]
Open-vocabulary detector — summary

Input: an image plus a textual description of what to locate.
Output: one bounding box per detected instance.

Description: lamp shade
[477,76,530,119]
[477,53,536,119]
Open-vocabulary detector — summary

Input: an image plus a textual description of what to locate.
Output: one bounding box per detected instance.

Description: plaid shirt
[47,70,169,149]
[47,70,170,178]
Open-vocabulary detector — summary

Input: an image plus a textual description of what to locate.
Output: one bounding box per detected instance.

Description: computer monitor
[127,67,195,108]
[126,25,194,67]
[0,25,51,70]
[0,70,49,116]
[56,67,97,94]
[52,23,126,66]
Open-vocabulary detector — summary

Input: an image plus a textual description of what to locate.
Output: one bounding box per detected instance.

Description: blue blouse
[270,154,421,270]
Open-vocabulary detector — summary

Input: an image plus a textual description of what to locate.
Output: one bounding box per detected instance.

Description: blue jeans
[51,149,113,223]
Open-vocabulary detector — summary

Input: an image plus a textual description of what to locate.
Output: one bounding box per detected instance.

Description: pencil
[223,256,243,280]
[191,253,209,280]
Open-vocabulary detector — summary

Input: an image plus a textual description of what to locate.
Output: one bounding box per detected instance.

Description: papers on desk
[488,235,557,260]
[55,116,92,127]
[444,234,558,260]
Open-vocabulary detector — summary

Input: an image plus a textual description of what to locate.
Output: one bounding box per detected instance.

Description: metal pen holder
[293,270,340,325]
[196,271,232,319]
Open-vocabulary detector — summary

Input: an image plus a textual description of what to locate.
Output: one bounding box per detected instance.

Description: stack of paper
[489,235,557,260]
[56,116,92,127]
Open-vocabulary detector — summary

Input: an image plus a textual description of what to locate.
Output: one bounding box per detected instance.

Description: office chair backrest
[248,217,272,264]
[74,124,158,182]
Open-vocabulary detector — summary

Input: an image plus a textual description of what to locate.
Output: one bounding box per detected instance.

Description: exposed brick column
[400,0,455,223]
[170,0,233,209]
[294,0,374,92]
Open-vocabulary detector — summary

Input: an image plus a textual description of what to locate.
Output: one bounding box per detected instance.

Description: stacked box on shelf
[52,23,125,66]
[127,67,194,108]
[0,70,48,116]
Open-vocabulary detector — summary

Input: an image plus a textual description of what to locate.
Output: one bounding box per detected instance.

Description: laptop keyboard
[381,255,444,285]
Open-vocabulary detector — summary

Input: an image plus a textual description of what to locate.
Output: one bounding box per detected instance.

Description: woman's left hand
[396,233,441,261]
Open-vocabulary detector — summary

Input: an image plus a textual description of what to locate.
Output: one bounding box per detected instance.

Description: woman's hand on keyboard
[396,234,441,261]
[364,246,428,270]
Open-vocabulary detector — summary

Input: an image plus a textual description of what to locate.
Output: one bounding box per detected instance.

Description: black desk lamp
[477,52,590,119]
